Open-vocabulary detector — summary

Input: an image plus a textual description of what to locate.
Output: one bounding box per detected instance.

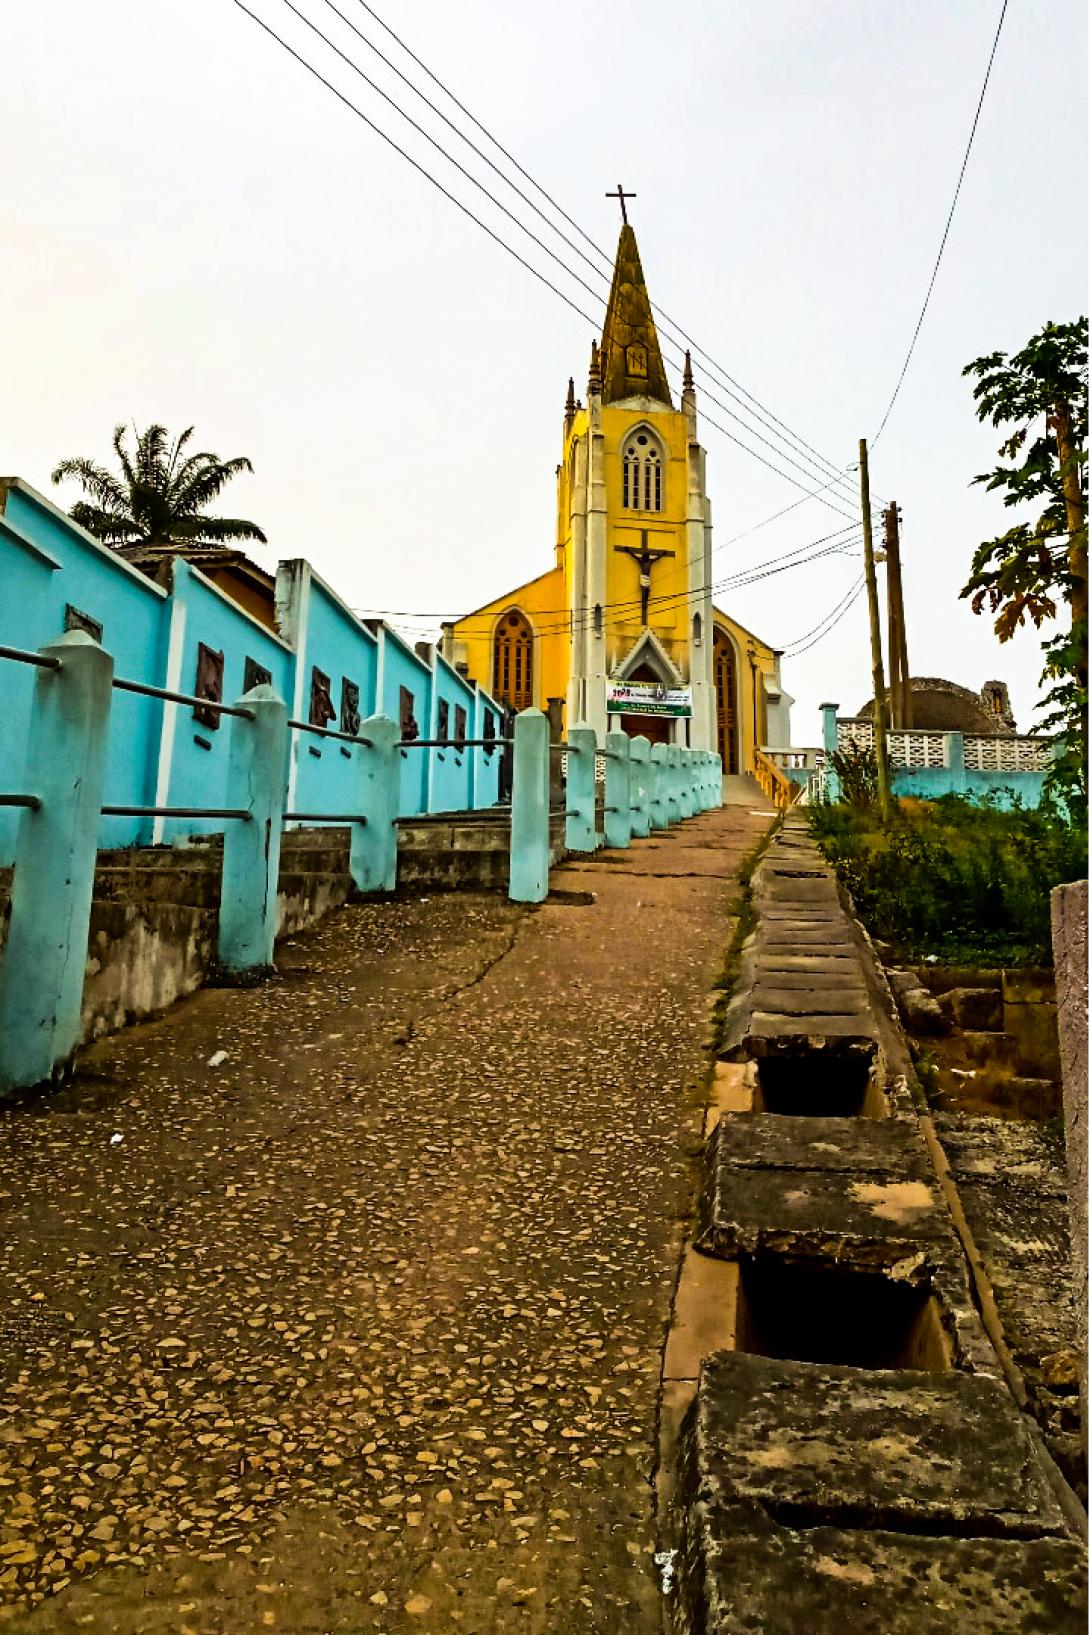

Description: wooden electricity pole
[859,439,893,819]
[883,501,912,728]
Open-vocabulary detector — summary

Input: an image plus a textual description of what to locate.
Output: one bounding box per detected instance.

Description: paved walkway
[0,803,772,1635]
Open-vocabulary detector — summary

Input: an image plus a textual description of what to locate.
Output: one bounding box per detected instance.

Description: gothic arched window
[493,609,534,710]
[622,430,663,513]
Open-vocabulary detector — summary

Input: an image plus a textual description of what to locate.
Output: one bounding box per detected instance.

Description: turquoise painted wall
[0,485,167,855]
[890,766,1046,807]
[430,653,476,814]
[280,569,380,831]
[159,560,295,843]
[381,628,432,819]
[0,479,506,865]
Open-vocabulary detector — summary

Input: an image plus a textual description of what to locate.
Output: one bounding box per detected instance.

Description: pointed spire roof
[599,223,672,408]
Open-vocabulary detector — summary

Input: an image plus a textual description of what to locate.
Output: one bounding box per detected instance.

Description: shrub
[809,794,1086,965]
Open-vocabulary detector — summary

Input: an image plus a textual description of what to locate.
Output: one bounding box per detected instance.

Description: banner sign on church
[606,681,692,719]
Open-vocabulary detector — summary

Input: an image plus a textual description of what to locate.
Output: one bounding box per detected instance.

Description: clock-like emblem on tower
[626,344,648,378]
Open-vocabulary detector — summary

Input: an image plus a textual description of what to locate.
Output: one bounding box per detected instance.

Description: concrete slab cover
[678,1507,1088,1635]
[698,1155,949,1259]
[684,1352,1071,1538]
[711,1113,930,1178]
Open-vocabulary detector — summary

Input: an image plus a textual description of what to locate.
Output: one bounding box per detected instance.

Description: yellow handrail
[753,749,802,811]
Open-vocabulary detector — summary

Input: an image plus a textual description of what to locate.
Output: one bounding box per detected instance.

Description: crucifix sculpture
[615,530,675,625]
[606,183,636,224]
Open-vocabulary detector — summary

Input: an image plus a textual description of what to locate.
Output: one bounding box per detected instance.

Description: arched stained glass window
[622,429,664,513]
[493,609,534,710]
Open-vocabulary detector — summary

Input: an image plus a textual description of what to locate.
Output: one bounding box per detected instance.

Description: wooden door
[714,631,738,774]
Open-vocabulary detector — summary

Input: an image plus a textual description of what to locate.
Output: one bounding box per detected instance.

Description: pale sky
[2,0,1086,743]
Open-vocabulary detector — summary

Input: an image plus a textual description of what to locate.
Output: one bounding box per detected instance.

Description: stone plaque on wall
[340,678,361,737]
[454,705,467,749]
[243,655,272,693]
[64,603,103,643]
[194,643,225,729]
[399,686,419,742]
[309,666,336,729]
[437,699,450,745]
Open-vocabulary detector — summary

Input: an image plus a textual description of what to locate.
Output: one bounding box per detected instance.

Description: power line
[783,576,866,653]
[345,0,877,503]
[871,0,1010,444]
[351,521,862,625]
[787,579,867,656]
[356,529,863,642]
[233,0,874,519]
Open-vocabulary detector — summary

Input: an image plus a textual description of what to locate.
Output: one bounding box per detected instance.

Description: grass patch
[808,795,1085,967]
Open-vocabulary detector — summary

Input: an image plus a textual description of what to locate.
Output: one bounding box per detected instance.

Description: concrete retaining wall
[0,812,562,1052]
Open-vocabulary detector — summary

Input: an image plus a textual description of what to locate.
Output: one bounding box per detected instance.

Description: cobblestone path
[0,804,771,1634]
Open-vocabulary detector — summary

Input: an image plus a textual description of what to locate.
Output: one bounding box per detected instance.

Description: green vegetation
[809,795,1085,966]
[960,318,1087,817]
[52,423,266,550]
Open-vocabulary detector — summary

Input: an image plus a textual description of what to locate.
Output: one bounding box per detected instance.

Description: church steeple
[599,223,672,408]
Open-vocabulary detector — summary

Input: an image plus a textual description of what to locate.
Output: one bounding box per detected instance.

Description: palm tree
[51,423,267,549]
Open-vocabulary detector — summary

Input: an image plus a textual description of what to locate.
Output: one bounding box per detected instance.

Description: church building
[442,221,789,772]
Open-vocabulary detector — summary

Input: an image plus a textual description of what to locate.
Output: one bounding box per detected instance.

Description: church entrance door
[618,712,671,745]
[713,630,738,774]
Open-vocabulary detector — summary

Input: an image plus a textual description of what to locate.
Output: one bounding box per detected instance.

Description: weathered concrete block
[675,1502,1087,1635]
[1002,966,1062,1080]
[939,984,1004,1031]
[887,969,947,1035]
[678,1351,1071,1539]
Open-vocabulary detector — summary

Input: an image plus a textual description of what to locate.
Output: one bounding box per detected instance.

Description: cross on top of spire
[606,183,636,224]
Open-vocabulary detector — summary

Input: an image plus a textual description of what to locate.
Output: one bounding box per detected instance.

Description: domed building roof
[857,677,1016,736]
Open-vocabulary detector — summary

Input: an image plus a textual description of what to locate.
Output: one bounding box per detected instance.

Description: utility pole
[883,502,912,728]
[859,439,893,819]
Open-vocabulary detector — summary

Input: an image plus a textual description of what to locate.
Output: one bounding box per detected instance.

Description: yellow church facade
[443,223,789,773]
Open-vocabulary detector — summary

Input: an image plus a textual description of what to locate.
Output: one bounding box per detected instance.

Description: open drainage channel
[752,1054,884,1118]
[733,1253,951,1373]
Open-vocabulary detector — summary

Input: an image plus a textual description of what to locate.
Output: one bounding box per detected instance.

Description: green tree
[960,319,1087,812]
[52,423,267,549]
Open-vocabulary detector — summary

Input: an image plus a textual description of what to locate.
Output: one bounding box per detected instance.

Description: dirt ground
[0,804,771,1635]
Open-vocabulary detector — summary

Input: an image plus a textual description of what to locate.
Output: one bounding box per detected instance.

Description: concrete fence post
[713,753,723,807]
[630,736,651,838]
[218,686,290,975]
[510,708,550,903]
[604,731,631,849]
[678,749,694,820]
[820,702,840,803]
[695,751,708,811]
[666,745,681,825]
[350,714,401,893]
[0,632,114,1093]
[565,722,598,853]
[943,731,967,795]
[649,743,669,830]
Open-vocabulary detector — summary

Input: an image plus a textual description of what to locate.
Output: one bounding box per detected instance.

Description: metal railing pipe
[284,812,368,824]
[0,644,60,671]
[112,676,254,720]
[0,793,40,810]
[288,718,373,748]
[100,805,251,820]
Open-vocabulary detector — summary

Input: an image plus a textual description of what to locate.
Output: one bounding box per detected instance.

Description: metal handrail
[0,644,60,670]
[112,676,255,720]
[284,811,368,823]
[289,718,374,748]
[0,793,40,810]
[398,737,510,749]
[100,805,252,820]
